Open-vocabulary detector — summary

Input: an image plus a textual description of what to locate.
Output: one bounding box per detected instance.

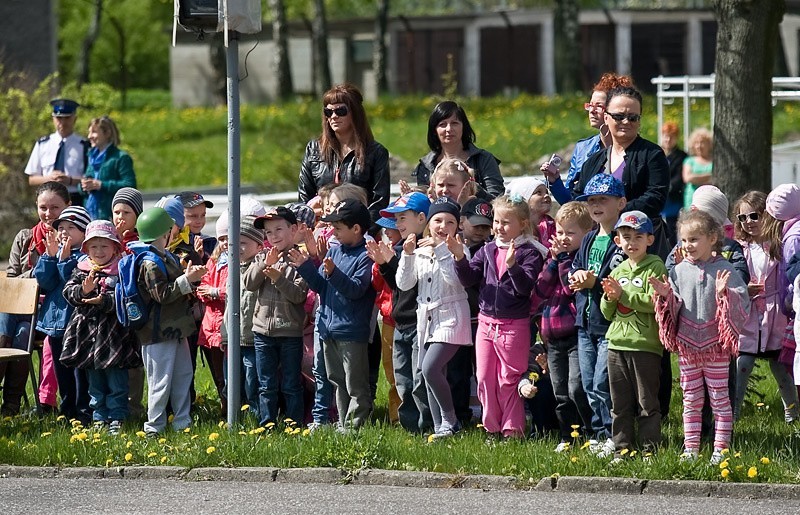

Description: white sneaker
[680,449,699,462]
[306,422,323,433]
[609,457,624,466]
[587,439,601,453]
[554,441,570,453]
[595,438,616,458]
[710,449,726,465]
[108,420,122,436]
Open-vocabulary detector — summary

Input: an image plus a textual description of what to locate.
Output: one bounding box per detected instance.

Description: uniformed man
[24,98,89,206]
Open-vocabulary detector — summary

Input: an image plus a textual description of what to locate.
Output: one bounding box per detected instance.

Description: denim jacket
[33,248,84,337]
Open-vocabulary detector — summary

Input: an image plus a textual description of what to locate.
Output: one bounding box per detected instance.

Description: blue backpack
[115,242,167,334]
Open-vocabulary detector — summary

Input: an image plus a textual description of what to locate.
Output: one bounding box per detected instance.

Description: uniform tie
[53,140,65,172]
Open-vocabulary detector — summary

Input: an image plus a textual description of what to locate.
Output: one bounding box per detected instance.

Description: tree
[312,0,332,94]
[553,0,581,93]
[77,0,104,86]
[373,0,390,95]
[711,0,785,199]
[269,0,294,99]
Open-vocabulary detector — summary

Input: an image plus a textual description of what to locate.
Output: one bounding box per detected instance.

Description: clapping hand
[44,230,59,257]
[648,274,671,298]
[185,264,208,283]
[402,234,416,255]
[446,234,465,260]
[505,239,517,268]
[287,247,310,268]
[398,179,412,196]
[601,276,622,301]
[568,270,596,290]
[323,257,336,276]
[716,269,731,296]
[193,235,204,257]
[82,270,99,296]
[366,240,394,265]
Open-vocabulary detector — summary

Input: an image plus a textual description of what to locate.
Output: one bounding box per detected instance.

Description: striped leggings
[678,353,732,451]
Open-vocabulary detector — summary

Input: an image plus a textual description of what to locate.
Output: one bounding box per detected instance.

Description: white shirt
[24,132,87,191]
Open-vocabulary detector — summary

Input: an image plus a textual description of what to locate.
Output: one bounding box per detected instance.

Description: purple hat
[614,210,654,234]
[575,173,626,201]
[81,220,121,252]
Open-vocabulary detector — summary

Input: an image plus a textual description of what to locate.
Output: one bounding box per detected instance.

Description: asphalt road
[2,479,800,514]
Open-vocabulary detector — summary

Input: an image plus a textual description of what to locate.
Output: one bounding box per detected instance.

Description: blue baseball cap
[615,210,654,234]
[50,98,79,117]
[380,192,431,218]
[575,173,626,201]
[376,217,397,230]
[155,196,186,228]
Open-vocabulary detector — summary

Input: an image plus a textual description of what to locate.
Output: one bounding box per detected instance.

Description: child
[429,158,476,204]
[61,221,141,435]
[179,191,217,262]
[460,197,493,251]
[112,187,143,251]
[453,195,543,439]
[0,181,71,416]
[33,206,91,420]
[733,191,799,422]
[506,176,556,247]
[244,207,309,426]
[569,173,626,456]
[599,211,667,460]
[368,191,432,433]
[134,207,207,435]
[534,201,594,451]
[398,197,472,439]
[651,210,750,463]
[290,198,376,431]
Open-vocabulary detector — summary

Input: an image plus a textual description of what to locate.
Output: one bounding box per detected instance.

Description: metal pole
[226,30,241,427]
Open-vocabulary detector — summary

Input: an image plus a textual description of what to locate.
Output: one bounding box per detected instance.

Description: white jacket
[397,242,473,348]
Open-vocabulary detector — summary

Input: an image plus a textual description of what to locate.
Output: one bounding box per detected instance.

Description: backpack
[115,242,167,336]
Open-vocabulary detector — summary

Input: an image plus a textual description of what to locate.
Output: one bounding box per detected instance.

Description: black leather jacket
[411,142,504,200]
[298,138,390,224]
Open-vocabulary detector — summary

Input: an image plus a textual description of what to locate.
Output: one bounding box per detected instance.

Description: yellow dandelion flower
[167,414,174,423]
[217,421,225,429]
[581,441,591,449]
[158,438,166,444]
[191,435,199,440]
[252,427,265,434]
[160,456,167,464]
[69,435,78,444]
[206,446,216,454]
[265,422,275,429]
[720,448,730,455]
[240,404,250,412]
[285,418,296,426]
[630,451,637,457]
[71,420,82,427]
[56,415,66,422]
[528,372,539,382]
[93,433,101,440]
[76,432,88,441]
[620,448,629,456]
[105,458,113,467]
[302,429,311,436]
[427,434,435,443]
[291,428,301,435]
[476,424,484,429]
[238,431,247,436]
[135,431,146,438]
[126,441,133,448]
[147,452,157,458]
[208,432,220,441]
[760,457,770,465]
[735,465,744,471]
[721,469,730,479]
[747,466,758,478]
[40,432,52,438]
[570,430,579,438]
[570,456,578,463]
[284,427,292,434]
[734,452,741,458]
[756,402,765,407]
[183,428,191,433]
[719,460,729,469]
[125,453,133,462]
[570,424,580,429]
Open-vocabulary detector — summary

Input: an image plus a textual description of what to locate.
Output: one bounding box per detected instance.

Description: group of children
[5,161,800,461]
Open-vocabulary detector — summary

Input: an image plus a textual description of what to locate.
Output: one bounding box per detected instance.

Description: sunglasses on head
[737,212,760,223]
[323,106,349,118]
[606,112,641,123]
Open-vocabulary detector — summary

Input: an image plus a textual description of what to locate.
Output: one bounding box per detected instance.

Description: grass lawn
[1,354,799,485]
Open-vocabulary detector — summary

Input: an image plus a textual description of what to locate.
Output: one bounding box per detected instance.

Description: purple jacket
[535,251,578,342]
[455,240,543,320]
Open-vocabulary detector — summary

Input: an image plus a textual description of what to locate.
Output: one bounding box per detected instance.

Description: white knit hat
[506,177,548,202]
[691,185,730,227]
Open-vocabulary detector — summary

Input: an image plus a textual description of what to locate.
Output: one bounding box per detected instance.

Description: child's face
[85,237,118,266]
[383,228,402,246]
[527,184,552,219]
[325,193,340,216]
[394,210,427,239]
[680,224,716,262]
[433,171,467,201]
[555,218,589,253]
[428,213,459,243]
[587,195,626,227]
[112,203,137,234]
[460,217,491,247]
[737,202,763,239]
[331,221,362,246]
[493,207,528,243]
[263,218,297,252]
[614,227,654,262]
[217,235,229,254]
[184,205,207,234]
[57,221,85,248]
[239,236,262,261]
[37,191,68,226]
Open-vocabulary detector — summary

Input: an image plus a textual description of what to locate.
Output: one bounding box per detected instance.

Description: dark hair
[605,86,643,110]
[732,190,766,244]
[36,181,70,205]
[319,83,374,167]
[426,101,476,153]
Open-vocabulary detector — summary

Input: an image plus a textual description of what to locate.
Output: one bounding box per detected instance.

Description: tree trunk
[712,0,785,199]
[269,0,294,100]
[107,15,127,109]
[77,0,103,86]
[373,0,389,95]
[553,0,581,93]
[312,0,332,94]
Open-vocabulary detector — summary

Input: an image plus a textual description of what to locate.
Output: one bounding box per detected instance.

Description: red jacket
[198,257,227,349]
[372,262,395,327]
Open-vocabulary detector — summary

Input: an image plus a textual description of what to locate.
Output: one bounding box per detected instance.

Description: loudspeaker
[177,0,218,30]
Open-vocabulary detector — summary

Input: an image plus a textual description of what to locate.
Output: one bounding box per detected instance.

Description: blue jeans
[392,325,432,432]
[0,313,30,350]
[577,329,612,439]
[86,368,129,422]
[222,346,260,418]
[311,325,334,424]
[253,333,304,426]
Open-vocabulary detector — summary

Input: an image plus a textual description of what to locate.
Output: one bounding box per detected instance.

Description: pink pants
[475,315,530,437]
[678,353,732,451]
[38,336,58,407]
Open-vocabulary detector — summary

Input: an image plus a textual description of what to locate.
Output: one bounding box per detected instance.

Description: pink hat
[81,220,121,253]
[766,184,800,222]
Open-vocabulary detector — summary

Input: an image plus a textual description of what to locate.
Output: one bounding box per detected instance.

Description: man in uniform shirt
[24,98,89,206]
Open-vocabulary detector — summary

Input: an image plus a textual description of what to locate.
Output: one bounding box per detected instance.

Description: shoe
[108,420,122,436]
[428,422,461,441]
[484,432,501,446]
[710,449,726,465]
[92,420,107,431]
[595,438,616,458]
[145,430,159,439]
[587,439,601,453]
[307,421,324,433]
[609,457,624,466]
[680,449,699,462]
[554,441,570,453]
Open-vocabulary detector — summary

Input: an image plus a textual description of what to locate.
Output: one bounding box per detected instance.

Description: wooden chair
[0,275,40,411]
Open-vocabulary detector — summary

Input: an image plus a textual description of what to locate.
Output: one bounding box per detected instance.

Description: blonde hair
[492,195,532,236]
[555,201,593,231]
[330,183,368,206]
[89,116,121,146]
[688,127,713,155]
[677,209,723,253]
[432,158,473,186]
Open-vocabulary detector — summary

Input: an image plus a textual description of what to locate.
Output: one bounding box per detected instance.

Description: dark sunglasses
[737,212,760,223]
[323,106,349,118]
[606,112,641,123]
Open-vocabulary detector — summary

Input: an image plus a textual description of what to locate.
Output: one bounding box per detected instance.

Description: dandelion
[208,432,220,441]
[620,448,629,456]
[285,418,296,426]
[760,457,770,465]
[125,453,133,462]
[93,433,101,440]
[158,438,166,444]
[581,441,591,450]
[252,427,265,434]
[168,414,174,423]
[291,428,301,435]
[735,465,744,471]
[183,428,191,433]
[265,422,275,429]
[427,434,435,443]
[105,458,113,467]
[217,421,225,429]
[71,420,82,427]
[747,466,758,478]
[76,432,88,441]
[238,431,247,436]
[529,372,539,382]
[191,435,199,440]
[40,432,52,438]
[147,452,157,458]
[719,460,729,469]
[734,452,741,458]
[571,424,580,429]
[206,446,216,454]
[160,456,167,464]
[135,431,146,438]
[302,429,311,436]
[720,448,730,455]
[721,469,730,479]
[756,402,765,408]
[56,415,66,422]
[284,427,292,434]
[629,451,637,457]
[570,430,580,438]
[570,456,578,463]
[126,441,133,448]
[476,424,484,429]
[240,404,250,412]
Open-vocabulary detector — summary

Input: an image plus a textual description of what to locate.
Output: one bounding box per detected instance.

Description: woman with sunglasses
[298,83,390,227]
[542,73,633,205]
[411,100,504,200]
[574,85,671,260]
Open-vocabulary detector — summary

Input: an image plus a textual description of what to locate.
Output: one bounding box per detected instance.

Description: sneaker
[145,430,159,439]
[587,439,601,453]
[609,457,624,466]
[307,421,324,433]
[680,449,699,462]
[710,449,726,465]
[554,441,570,453]
[595,438,616,458]
[108,420,123,436]
[92,420,107,431]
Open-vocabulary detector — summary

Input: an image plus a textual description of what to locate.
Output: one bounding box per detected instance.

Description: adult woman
[298,83,390,226]
[543,73,633,205]
[79,116,136,221]
[660,121,688,244]
[682,127,714,209]
[412,101,504,199]
[574,86,670,259]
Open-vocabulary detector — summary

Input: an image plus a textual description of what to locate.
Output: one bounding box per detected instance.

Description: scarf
[85,145,112,219]
[28,221,51,268]
[167,226,191,252]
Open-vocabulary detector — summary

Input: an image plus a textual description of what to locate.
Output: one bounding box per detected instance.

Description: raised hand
[601,276,622,301]
[417,236,435,248]
[648,274,671,298]
[540,160,559,182]
[366,240,387,264]
[45,230,59,257]
[716,269,731,296]
[303,228,319,259]
[323,257,335,276]
[193,235,204,257]
[505,239,517,268]
[82,270,99,295]
[316,235,329,259]
[264,246,280,267]
[446,234,465,260]
[403,233,417,255]
[186,264,208,283]
[456,180,477,207]
[287,247,309,268]
[398,179,412,196]
[548,235,563,259]
[672,246,685,266]
[568,270,596,291]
